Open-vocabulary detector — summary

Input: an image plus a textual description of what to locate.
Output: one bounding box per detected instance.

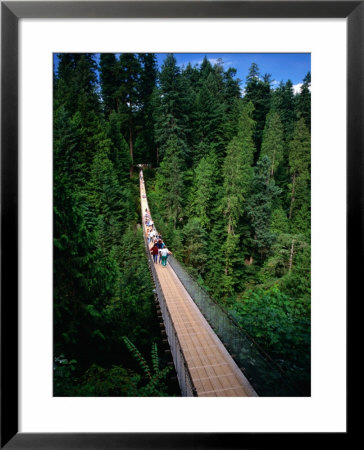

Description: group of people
[144,208,172,267]
[144,208,154,238]
[151,240,171,267]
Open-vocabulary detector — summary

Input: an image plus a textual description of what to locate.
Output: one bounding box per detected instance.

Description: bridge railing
[142,235,197,397]
[167,254,302,397]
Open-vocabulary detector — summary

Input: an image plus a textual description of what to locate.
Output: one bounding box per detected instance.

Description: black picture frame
[1,1,357,448]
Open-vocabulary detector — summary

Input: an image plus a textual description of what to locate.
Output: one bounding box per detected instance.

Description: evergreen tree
[118,53,142,175]
[87,137,125,248]
[135,53,158,164]
[222,102,255,234]
[74,54,101,119]
[194,72,226,159]
[107,110,132,184]
[271,79,296,142]
[55,53,78,113]
[198,56,213,85]
[223,67,242,105]
[260,111,285,179]
[219,102,255,297]
[182,62,200,90]
[155,54,185,160]
[155,133,185,227]
[188,149,219,230]
[154,54,190,164]
[53,106,84,187]
[246,156,281,262]
[296,72,311,131]
[288,118,311,234]
[55,53,100,120]
[222,68,243,143]
[99,53,120,115]
[182,218,209,275]
[244,63,271,155]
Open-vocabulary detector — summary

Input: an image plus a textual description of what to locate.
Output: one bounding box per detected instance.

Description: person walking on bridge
[156,239,164,263]
[160,247,172,267]
[149,229,156,244]
[151,243,159,263]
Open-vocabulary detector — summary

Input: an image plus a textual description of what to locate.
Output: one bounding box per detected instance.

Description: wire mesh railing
[167,255,303,396]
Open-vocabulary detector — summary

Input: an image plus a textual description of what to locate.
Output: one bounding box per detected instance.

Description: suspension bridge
[139,169,302,397]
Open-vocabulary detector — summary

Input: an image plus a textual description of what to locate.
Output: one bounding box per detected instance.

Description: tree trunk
[289,172,296,219]
[227,217,234,235]
[129,124,133,177]
[245,256,253,265]
[271,150,275,178]
[289,239,295,272]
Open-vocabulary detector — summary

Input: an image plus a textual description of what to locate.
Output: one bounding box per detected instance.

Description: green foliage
[53,53,175,397]
[53,355,80,396]
[271,79,296,142]
[122,337,172,396]
[188,149,219,230]
[155,134,185,227]
[154,54,192,163]
[182,218,209,275]
[244,63,271,153]
[295,72,311,130]
[194,72,226,157]
[99,53,120,115]
[216,102,255,298]
[288,118,311,232]
[54,355,142,397]
[260,111,285,178]
[221,102,255,232]
[80,364,141,396]
[288,118,311,176]
[232,285,310,382]
[270,207,290,234]
[246,156,281,260]
[107,111,132,183]
[122,336,152,379]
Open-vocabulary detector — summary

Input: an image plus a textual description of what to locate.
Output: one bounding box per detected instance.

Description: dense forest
[54,53,311,396]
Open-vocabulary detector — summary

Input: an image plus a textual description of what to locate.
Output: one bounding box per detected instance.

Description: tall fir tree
[194,72,226,160]
[99,53,121,115]
[246,156,281,262]
[188,149,219,230]
[155,133,185,227]
[154,54,190,164]
[118,53,142,176]
[259,110,285,179]
[244,63,271,156]
[271,79,296,142]
[295,72,311,131]
[135,53,158,164]
[288,117,311,235]
[219,102,255,297]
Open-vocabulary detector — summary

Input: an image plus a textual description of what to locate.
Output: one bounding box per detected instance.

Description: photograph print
[53,52,311,397]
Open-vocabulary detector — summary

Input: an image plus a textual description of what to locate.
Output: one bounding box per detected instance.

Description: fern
[122,336,172,396]
[122,336,151,379]
[151,342,159,374]
[140,366,172,397]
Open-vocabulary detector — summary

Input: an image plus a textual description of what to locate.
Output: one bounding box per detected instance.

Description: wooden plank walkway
[139,171,257,397]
